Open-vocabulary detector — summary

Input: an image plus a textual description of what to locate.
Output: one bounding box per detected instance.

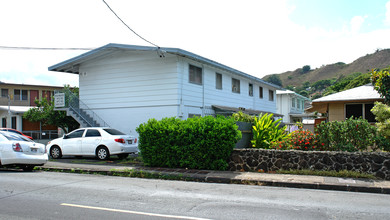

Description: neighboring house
[49,43,282,136]
[307,84,384,122]
[0,82,62,139]
[276,90,311,123]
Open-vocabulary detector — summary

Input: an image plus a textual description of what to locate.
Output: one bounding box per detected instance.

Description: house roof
[276,90,311,101]
[48,43,282,90]
[212,105,283,117]
[312,84,384,103]
[307,84,384,113]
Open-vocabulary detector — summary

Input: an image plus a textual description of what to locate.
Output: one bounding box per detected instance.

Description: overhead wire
[101,0,160,48]
[0,46,94,50]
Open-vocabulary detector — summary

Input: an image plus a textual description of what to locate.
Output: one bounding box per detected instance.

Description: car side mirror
[63,134,68,139]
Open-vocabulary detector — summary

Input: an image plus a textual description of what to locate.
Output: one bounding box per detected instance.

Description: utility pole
[7,94,10,128]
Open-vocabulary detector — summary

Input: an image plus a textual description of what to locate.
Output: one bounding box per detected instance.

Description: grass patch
[35,167,195,182]
[276,169,377,179]
[109,168,191,181]
[117,156,143,165]
[70,160,108,165]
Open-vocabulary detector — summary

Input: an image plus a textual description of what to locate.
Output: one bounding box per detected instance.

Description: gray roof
[312,84,384,103]
[276,90,311,101]
[48,43,282,89]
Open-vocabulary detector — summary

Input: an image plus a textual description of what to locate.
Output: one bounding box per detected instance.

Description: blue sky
[289,0,389,32]
[0,0,390,87]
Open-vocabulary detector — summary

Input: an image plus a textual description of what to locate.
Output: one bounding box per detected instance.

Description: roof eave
[48,43,282,89]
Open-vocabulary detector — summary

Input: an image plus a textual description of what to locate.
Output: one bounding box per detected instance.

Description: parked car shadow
[48,154,143,167]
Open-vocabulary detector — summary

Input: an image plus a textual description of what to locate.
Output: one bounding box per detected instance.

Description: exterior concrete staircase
[54,89,109,128]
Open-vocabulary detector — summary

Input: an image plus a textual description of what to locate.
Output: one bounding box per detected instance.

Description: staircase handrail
[57,88,110,127]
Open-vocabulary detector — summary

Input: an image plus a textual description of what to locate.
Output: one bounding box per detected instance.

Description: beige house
[0,82,62,139]
[308,84,384,122]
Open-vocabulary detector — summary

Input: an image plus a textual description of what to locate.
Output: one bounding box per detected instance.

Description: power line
[0,46,94,50]
[102,0,160,48]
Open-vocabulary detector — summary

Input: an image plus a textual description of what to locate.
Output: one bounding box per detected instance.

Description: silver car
[46,127,139,160]
[0,131,48,171]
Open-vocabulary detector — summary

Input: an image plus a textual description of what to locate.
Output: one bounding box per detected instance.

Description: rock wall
[229,149,390,179]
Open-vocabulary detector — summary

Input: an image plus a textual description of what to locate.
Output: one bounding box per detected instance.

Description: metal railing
[23,130,59,140]
[284,123,315,133]
[56,88,110,127]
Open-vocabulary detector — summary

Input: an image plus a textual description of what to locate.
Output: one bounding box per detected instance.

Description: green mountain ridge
[263,49,390,88]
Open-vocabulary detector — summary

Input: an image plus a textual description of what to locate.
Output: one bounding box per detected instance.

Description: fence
[23,130,59,140]
[284,123,315,133]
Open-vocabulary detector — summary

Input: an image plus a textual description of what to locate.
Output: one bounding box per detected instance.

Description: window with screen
[259,86,263,99]
[249,84,253,96]
[1,89,8,98]
[232,78,240,93]
[189,65,202,85]
[216,73,222,90]
[269,90,274,101]
[346,104,363,119]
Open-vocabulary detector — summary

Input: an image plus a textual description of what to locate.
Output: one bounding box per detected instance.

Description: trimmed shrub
[232,111,256,124]
[136,116,241,170]
[315,117,376,152]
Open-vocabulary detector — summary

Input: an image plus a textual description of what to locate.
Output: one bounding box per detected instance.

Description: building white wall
[277,92,308,123]
[0,111,22,131]
[77,51,279,135]
[277,94,291,122]
[178,58,277,119]
[78,51,180,135]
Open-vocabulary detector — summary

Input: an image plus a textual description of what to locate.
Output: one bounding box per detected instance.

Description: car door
[62,129,85,155]
[81,129,102,155]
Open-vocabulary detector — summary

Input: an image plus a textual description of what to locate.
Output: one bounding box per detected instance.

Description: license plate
[31,148,38,152]
[128,140,132,144]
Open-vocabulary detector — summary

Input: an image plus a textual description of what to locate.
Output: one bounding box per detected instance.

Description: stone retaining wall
[228,149,390,179]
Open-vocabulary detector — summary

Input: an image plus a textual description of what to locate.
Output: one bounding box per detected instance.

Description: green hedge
[315,117,376,152]
[136,116,242,170]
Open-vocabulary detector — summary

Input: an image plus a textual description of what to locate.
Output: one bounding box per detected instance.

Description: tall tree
[301,65,311,74]
[265,74,283,87]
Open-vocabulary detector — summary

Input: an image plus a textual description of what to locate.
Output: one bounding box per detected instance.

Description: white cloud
[385,0,390,25]
[350,16,366,33]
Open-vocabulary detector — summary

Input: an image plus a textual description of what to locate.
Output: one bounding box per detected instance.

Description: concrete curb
[40,165,390,195]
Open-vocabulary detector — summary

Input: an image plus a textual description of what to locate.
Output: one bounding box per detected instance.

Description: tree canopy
[265,74,283,87]
[371,67,390,104]
[23,87,79,133]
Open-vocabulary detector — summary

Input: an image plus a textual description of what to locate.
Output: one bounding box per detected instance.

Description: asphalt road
[1,170,390,220]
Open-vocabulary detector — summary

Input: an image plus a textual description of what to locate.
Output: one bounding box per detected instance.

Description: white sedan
[46,127,138,160]
[0,131,48,171]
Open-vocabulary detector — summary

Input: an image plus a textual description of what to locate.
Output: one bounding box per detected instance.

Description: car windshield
[0,132,29,142]
[103,128,125,135]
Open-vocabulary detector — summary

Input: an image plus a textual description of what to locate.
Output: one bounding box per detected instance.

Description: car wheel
[22,165,35,172]
[117,153,129,160]
[96,146,110,160]
[50,146,62,159]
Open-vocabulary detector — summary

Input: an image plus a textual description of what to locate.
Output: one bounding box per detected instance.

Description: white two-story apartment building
[49,44,282,135]
[276,90,311,123]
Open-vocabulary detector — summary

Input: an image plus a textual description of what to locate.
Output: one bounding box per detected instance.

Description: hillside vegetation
[263,49,390,87]
[263,49,390,99]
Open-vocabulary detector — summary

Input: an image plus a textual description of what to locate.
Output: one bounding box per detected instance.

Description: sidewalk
[42,160,390,194]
